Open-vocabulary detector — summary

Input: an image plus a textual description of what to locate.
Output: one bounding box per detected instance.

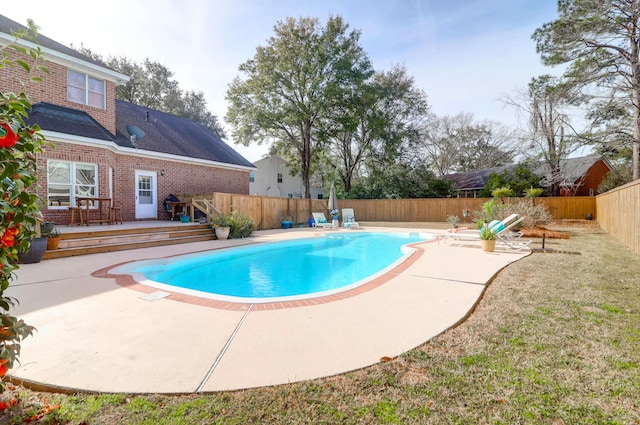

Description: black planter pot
[17,237,48,264]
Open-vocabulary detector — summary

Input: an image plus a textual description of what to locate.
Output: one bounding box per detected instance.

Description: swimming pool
[111,232,435,303]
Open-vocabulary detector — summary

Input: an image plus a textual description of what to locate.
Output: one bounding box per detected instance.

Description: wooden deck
[44,221,215,259]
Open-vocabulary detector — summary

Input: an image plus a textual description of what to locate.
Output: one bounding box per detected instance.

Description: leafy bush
[211,210,254,238]
[473,199,498,225]
[0,20,48,391]
[491,187,514,199]
[524,188,544,198]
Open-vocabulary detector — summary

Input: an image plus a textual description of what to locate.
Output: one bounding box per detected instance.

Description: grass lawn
[1,223,638,424]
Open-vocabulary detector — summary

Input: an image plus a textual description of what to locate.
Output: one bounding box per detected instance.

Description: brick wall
[38,142,250,225]
[0,49,117,133]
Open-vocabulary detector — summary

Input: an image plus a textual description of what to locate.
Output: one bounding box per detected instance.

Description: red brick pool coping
[92,239,434,311]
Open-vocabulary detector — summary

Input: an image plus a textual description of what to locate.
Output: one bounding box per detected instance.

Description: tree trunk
[632,34,640,180]
[301,120,312,198]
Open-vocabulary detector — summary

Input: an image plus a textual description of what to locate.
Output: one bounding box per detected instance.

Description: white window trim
[47,160,99,209]
[67,69,106,109]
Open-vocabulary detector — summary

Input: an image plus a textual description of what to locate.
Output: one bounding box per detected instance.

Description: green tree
[226,16,372,198]
[348,163,452,199]
[478,163,545,197]
[324,65,427,194]
[0,20,45,391]
[533,0,640,180]
[75,47,226,138]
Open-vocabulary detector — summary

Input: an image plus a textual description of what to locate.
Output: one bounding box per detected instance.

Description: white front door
[135,170,158,219]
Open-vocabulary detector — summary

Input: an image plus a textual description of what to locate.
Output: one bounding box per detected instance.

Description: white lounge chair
[441,214,531,251]
[341,208,360,229]
[312,212,334,229]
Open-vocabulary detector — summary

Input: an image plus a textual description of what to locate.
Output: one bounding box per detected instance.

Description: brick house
[0,15,254,225]
[445,155,611,198]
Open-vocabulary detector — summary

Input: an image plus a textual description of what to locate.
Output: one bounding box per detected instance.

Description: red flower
[1,227,19,248]
[0,359,8,377]
[0,123,18,148]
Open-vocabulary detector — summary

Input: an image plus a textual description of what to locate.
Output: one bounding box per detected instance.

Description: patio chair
[441,214,531,251]
[341,208,360,229]
[312,212,334,229]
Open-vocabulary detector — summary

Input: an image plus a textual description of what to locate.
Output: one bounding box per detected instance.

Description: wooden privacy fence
[596,179,640,256]
[337,197,595,223]
[181,193,597,231]
[183,193,328,230]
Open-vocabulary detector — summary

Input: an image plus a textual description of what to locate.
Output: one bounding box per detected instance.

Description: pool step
[43,224,216,259]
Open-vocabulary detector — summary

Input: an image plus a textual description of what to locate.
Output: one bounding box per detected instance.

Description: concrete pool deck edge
[7,226,530,394]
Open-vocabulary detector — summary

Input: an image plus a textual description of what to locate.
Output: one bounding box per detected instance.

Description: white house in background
[250,155,326,199]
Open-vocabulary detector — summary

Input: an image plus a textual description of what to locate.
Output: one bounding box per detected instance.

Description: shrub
[495,199,553,228]
[472,199,498,225]
[0,20,48,391]
[491,187,514,199]
[211,210,254,238]
[445,215,460,228]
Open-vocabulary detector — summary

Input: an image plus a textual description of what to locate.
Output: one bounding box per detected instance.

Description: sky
[3,0,562,162]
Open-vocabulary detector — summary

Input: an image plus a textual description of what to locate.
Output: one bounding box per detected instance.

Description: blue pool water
[112,232,434,302]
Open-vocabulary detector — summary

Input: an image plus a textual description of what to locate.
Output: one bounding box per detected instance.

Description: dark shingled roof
[534,155,605,186]
[27,102,114,141]
[444,156,609,192]
[26,101,254,168]
[0,15,111,70]
[115,100,254,167]
[444,164,517,191]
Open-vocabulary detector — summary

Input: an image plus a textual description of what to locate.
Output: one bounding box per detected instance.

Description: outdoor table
[167,201,189,221]
[77,197,112,225]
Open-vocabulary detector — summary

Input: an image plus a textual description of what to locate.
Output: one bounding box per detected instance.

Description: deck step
[43,224,216,259]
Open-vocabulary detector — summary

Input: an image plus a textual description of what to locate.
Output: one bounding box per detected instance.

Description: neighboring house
[445,155,611,198]
[0,15,254,225]
[445,164,517,198]
[250,155,326,199]
[535,155,612,197]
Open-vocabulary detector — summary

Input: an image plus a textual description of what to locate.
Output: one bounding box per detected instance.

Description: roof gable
[534,155,609,185]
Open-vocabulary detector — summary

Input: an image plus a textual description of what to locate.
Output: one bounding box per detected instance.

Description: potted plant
[210,213,231,240]
[179,213,191,223]
[280,215,294,229]
[479,226,497,252]
[44,226,61,250]
[17,216,48,264]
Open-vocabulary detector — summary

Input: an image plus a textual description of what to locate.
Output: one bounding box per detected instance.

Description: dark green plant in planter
[0,20,49,390]
[479,226,497,252]
[480,227,497,240]
[227,210,254,238]
[210,210,255,238]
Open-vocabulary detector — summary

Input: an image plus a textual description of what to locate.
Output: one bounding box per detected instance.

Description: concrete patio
[7,226,529,394]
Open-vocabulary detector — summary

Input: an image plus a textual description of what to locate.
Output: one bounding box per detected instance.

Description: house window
[277,173,283,183]
[47,160,98,208]
[317,194,323,200]
[67,69,105,109]
[249,172,255,183]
